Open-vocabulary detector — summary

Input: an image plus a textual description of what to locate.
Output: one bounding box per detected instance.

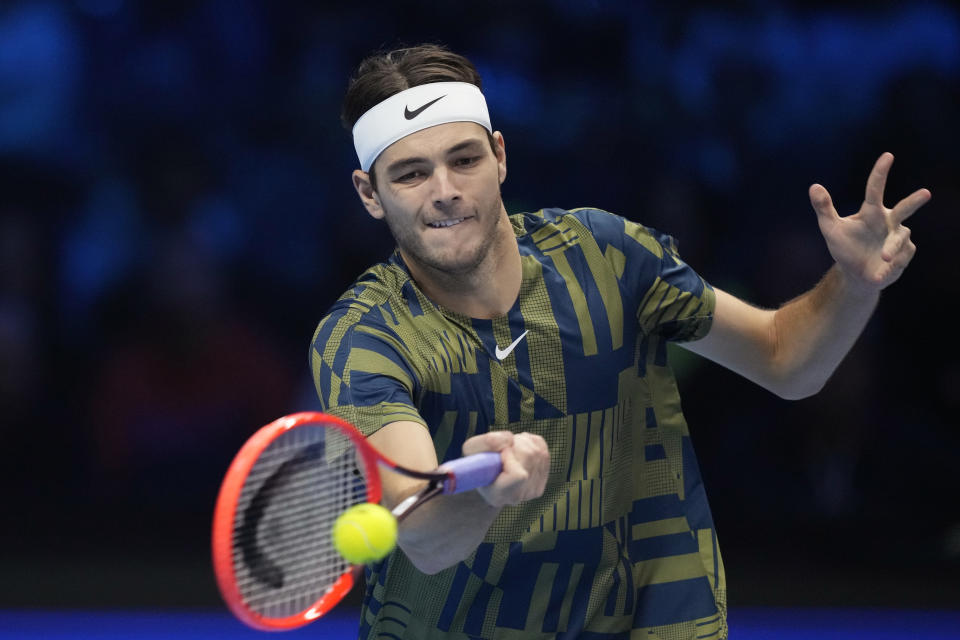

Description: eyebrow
[384,137,487,174]
[446,138,486,154]
[384,156,428,175]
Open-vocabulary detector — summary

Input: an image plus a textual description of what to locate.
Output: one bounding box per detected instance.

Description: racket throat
[391,483,443,523]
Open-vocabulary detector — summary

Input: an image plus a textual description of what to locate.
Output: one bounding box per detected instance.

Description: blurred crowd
[1,0,958,603]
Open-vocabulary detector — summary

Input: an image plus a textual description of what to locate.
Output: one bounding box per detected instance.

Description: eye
[454,156,481,168]
[395,170,425,183]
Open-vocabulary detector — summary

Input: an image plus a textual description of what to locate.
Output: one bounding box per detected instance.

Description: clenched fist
[462,430,550,508]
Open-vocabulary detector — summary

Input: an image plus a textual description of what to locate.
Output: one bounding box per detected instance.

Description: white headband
[352,81,492,172]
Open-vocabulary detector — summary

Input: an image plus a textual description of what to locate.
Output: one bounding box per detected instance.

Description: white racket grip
[438,452,503,494]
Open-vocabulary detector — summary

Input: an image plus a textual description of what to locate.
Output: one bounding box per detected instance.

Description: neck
[404,213,521,319]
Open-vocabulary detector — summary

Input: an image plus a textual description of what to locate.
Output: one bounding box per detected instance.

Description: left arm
[682,152,930,399]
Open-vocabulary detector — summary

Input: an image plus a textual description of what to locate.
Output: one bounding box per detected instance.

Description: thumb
[809,183,840,233]
[496,442,523,477]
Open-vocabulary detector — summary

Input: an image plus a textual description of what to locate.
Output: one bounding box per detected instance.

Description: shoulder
[512,207,669,257]
[511,206,626,242]
[311,261,412,356]
[511,206,620,231]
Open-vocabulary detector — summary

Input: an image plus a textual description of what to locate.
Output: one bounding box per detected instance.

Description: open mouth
[427,217,467,228]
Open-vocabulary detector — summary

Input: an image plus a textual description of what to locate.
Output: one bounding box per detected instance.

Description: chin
[432,253,485,275]
[420,243,488,275]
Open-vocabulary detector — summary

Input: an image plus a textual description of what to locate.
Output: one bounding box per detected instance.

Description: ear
[352,169,384,220]
[493,131,507,185]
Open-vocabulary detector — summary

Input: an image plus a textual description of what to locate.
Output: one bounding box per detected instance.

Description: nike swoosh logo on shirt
[404,95,446,120]
[494,330,529,360]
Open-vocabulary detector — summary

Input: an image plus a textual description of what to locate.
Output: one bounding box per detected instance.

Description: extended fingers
[891,188,931,225]
[864,152,894,207]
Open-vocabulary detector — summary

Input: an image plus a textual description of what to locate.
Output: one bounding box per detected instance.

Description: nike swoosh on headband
[494,330,529,361]
[404,95,446,120]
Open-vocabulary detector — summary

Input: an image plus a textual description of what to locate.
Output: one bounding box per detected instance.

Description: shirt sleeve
[310,310,427,438]
[572,208,716,342]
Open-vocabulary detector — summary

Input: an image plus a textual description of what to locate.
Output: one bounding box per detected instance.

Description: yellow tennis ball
[332,503,397,564]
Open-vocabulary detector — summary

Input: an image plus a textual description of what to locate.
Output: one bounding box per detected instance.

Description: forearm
[394,488,500,574]
[683,267,880,399]
[769,264,879,398]
[686,153,924,400]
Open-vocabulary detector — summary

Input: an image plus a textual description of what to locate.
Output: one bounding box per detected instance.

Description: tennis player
[310,44,929,639]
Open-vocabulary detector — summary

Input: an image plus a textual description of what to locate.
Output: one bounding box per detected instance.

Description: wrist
[831,263,882,302]
[476,485,509,509]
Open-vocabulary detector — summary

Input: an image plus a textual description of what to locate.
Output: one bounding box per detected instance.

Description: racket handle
[438,452,502,494]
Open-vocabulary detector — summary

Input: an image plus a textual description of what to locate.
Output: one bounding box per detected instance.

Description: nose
[431,166,461,210]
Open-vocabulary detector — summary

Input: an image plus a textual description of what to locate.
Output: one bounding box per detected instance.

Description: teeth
[429,218,465,228]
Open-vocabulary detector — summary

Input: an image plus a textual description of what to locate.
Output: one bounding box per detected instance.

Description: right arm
[368,420,549,575]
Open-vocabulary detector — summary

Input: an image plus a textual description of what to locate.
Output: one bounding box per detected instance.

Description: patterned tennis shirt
[311,207,725,639]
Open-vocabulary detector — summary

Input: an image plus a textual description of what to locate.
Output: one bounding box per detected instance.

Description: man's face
[358,122,507,277]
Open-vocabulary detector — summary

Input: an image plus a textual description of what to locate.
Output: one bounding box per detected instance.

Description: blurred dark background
[1,0,957,614]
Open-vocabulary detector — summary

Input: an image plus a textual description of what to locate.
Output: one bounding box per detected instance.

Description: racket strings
[231,423,367,619]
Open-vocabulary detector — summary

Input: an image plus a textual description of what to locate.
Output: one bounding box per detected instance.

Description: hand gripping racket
[211,411,502,631]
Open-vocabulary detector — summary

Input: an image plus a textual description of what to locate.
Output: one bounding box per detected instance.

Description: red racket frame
[211,412,384,631]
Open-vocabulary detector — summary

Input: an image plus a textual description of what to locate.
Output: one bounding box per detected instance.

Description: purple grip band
[439,452,502,494]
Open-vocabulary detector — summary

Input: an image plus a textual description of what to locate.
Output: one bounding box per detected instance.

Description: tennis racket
[211,411,502,631]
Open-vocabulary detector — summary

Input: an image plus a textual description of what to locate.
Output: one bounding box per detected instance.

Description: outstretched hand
[809,152,930,293]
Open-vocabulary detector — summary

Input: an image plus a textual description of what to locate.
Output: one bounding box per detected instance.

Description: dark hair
[341,44,483,130]
[342,44,498,185]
